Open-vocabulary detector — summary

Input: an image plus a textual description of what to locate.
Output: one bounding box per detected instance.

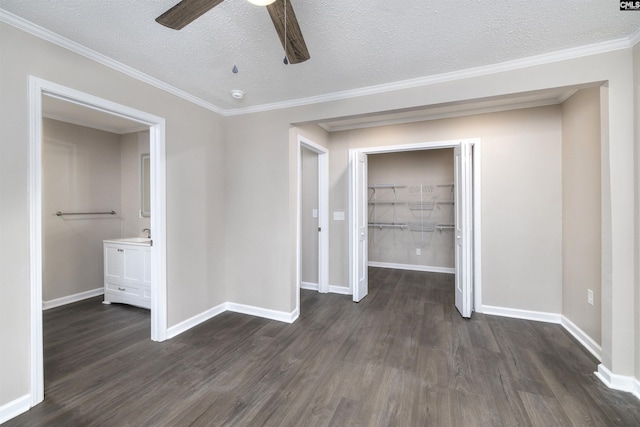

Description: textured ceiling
[2,0,640,112]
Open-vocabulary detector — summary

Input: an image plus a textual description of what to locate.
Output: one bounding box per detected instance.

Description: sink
[104,237,152,246]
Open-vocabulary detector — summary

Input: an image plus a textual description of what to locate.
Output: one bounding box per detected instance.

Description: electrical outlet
[587,289,594,306]
[416,248,421,255]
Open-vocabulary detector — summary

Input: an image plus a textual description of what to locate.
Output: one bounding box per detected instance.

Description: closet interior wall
[367,149,455,272]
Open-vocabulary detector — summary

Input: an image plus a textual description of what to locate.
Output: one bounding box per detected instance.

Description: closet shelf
[368,184,407,189]
[408,201,435,210]
[436,224,455,231]
[409,221,436,232]
[368,222,407,229]
[369,201,405,205]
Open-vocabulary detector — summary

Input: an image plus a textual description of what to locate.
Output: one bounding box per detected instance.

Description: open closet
[367,149,455,274]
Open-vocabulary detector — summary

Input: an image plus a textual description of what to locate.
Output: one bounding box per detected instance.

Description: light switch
[312,209,318,218]
[333,211,345,221]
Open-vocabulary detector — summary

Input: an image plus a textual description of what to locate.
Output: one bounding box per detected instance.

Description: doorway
[28,77,167,406]
[296,136,329,315]
[349,139,481,317]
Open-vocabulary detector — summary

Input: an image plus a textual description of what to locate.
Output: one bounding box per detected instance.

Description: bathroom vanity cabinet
[103,238,151,309]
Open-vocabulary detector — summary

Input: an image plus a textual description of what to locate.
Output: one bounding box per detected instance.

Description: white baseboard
[300,281,319,291]
[42,287,104,310]
[166,302,226,339]
[478,304,602,362]
[226,302,298,324]
[329,285,351,295]
[368,261,455,274]
[561,316,602,362]
[478,304,562,324]
[595,364,640,400]
[0,394,30,425]
[167,300,298,340]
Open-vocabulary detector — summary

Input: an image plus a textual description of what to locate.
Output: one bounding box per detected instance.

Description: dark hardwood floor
[6,268,640,426]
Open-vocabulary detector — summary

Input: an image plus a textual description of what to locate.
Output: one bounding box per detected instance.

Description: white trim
[42,288,104,310]
[349,139,482,310]
[368,261,455,274]
[1,9,636,117]
[329,285,351,295]
[166,303,227,340]
[560,316,602,362]
[224,38,633,116]
[472,142,482,312]
[478,304,603,362]
[0,394,31,425]
[478,304,563,323]
[300,281,319,291]
[227,302,299,324]
[28,76,168,410]
[0,10,224,116]
[595,365,640,400]
[167,301,300,340]
[28,75,44,406]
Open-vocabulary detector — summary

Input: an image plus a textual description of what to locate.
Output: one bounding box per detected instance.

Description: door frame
[296,136,329,314]
[28,76,168,406]
[348,139,482,309]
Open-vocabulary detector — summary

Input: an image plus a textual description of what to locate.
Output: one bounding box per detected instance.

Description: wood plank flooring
[7,267,640,426]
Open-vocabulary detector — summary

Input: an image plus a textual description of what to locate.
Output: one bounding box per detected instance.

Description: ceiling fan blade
[266,0,310,64]
[156,0,225,30]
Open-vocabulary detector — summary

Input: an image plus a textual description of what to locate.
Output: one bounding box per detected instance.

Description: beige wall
[120,130,151,238]
[327,106,563,313]
[0,21,226,405]
[42,119,123,301]
[367,149,455,270]
[561,88,602,344]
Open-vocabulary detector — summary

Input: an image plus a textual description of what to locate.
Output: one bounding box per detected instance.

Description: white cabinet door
[104,245,124,283]
[122,247,145,284]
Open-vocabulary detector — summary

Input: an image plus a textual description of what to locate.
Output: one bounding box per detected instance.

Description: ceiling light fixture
[247,0,276,5]
[231,90,244,99]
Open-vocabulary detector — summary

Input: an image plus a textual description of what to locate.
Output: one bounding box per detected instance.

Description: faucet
[142,228,151,238]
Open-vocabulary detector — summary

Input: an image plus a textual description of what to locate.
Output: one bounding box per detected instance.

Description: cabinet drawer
[105,282,140,297]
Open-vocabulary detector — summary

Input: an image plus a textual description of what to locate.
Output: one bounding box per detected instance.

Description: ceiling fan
[155,0,310,64]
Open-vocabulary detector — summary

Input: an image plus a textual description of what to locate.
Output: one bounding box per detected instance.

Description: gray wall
[301,146,319,284]
[42,119,122,302]
[120,130,151,238]
[561,88,602,345]
[42,121,151,303]
[367,149,455,270]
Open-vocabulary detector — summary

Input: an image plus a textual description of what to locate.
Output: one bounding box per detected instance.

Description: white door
[352,151,368,302]
[454,142,473,317]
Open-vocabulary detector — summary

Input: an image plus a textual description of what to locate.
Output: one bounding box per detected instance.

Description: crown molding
[0,9,225,116]
[1,8,636,118]
[225,36,633,116]
[630,27,640,47]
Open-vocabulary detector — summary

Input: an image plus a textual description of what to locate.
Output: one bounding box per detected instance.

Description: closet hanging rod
[56,210,116,216]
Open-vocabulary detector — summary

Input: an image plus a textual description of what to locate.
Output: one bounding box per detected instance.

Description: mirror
[141,153,150,217]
